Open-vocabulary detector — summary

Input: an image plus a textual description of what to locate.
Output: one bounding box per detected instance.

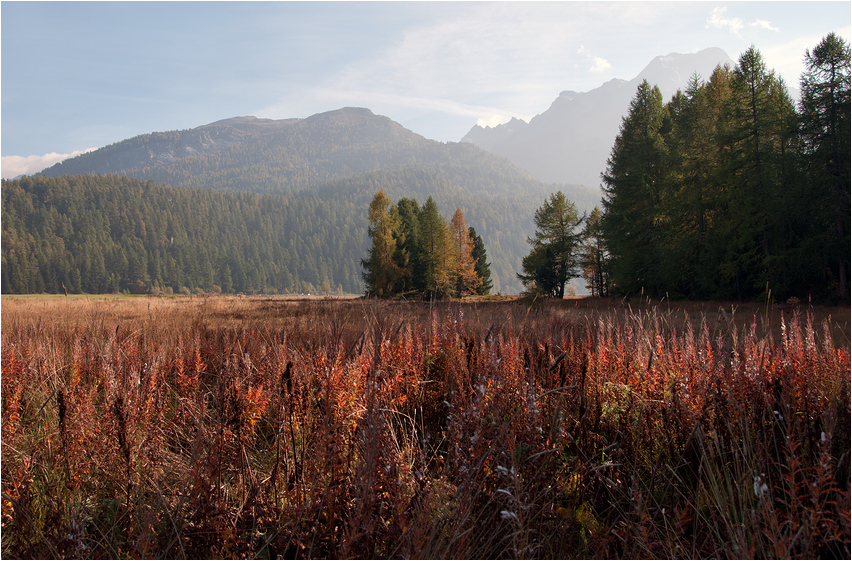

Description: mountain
[33,108,600,295]
[39,108,431,193]
[462,48,735,188]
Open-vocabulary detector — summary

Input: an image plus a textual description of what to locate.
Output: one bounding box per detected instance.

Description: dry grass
[2,295,849,558]
[4,293,848,343]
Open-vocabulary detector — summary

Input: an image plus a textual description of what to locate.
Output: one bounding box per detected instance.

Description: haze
[2,1,849,179]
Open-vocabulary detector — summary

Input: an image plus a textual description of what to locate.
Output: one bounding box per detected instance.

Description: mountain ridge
[462,48,736,187]
[34,106,601,294]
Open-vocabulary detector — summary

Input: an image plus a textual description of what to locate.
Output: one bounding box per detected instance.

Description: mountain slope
[39,108,427,192]
[462,48,734,187]
[40,107,576,199]
[33,108,600,294]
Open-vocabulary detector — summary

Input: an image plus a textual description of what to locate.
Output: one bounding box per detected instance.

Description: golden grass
[3,294,848,346]
[1,294,849,558]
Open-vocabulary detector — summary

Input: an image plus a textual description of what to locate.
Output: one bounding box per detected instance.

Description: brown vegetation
[2,295,849,558]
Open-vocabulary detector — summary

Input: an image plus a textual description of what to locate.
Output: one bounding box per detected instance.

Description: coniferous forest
[2,174,364,296]
[361,191,493,299]
[599,36,849,303]
[1,36,849,302]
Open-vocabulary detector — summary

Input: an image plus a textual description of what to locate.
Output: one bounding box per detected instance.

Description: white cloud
[259,3,595,139]
[707,6,744,36]
[589,56,612,73]
[1,149,96,179]
[707,6,780,37]
[750,19,780,33]
[577,44,612,73]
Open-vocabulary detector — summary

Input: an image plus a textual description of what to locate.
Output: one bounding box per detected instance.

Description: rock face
[462,48,734,188]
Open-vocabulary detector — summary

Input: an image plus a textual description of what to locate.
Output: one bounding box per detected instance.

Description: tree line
[361,191,492,298]
[504,34,849,303]
[1,174,366,295]
[597,35,850,303]
[7,37,845,302]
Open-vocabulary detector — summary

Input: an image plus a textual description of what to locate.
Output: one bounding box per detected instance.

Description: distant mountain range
[462,48,735,187]
[27,48,743,295]
[37,107,601,294]
[40,108,442,193]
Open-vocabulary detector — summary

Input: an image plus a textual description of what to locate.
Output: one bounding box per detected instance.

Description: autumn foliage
[1,295,849,558]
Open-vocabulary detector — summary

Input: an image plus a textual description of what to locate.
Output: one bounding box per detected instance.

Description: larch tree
[719,46,798,299]
[665,72,719,297]
[361,190,402,297]
[799,32,851,298]
[449,208,481,296]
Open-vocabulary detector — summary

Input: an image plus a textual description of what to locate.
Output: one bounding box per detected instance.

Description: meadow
[1,294,849,559]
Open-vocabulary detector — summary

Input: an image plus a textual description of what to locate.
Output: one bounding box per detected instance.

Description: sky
[2,1,850,179]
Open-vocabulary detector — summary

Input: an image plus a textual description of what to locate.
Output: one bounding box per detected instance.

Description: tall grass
[1,295,849,558]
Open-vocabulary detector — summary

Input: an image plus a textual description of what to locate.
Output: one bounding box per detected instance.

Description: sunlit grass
[2,296,849,558]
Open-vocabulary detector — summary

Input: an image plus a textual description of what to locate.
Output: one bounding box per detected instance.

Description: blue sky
[2,1,850,178]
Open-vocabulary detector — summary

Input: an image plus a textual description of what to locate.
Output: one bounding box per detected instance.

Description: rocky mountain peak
[461,48,734,188]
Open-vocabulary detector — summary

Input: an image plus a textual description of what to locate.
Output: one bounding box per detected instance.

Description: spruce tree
[799,33,851,299]
[416,197,454,298]
[601,80,670,296]
[469,227,493,295]
[518,191,584,298]
[393,197,421,295]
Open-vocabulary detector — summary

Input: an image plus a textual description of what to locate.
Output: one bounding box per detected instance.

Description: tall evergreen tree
[518,191,584,298]
[665,67,736,298]
[393,197,421,295]
[799,32,851,299]
[719,46,798,299]
[468,227,493,295]
[361,190,402,297]
[601,80,670,296]
[416,197,454,298]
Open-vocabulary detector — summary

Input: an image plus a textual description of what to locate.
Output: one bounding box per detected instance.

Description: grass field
[2,295,849,558]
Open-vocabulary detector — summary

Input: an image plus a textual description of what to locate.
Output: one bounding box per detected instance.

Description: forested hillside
[2,175,361,295]
[17,107,597,295]
[2,168,595,295]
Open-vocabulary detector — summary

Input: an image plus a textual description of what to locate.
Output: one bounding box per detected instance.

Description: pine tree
[601,80,670,296]
[518,191,584,298]
[799,32,851,299]
[361,190,403,297]
[468,226,493,295]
